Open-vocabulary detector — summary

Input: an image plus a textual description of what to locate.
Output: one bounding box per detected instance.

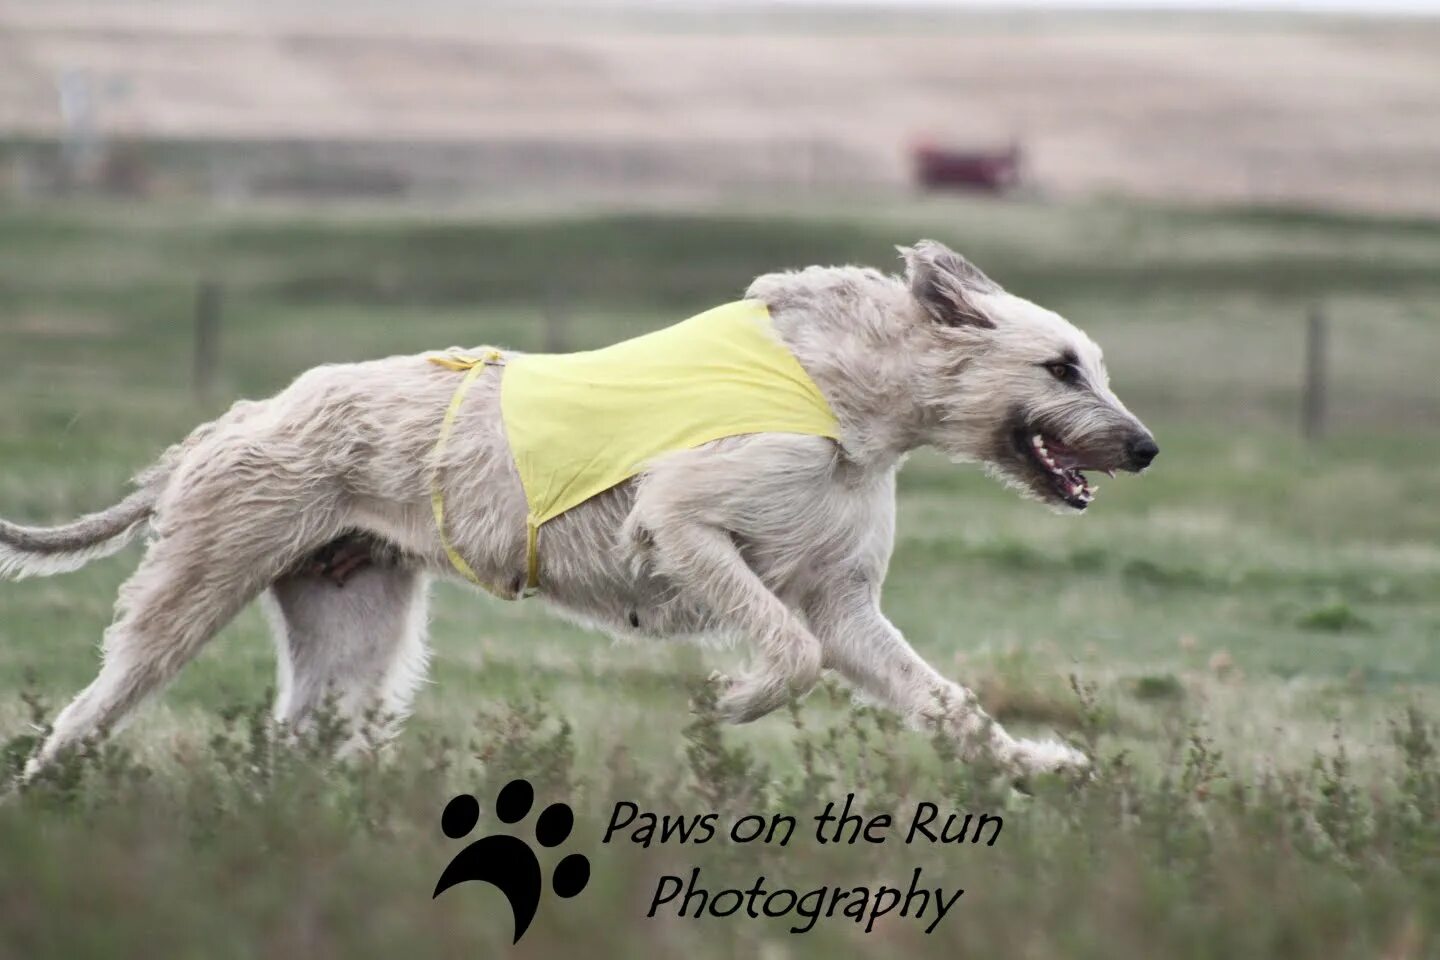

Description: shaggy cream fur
[2,240,1156,781]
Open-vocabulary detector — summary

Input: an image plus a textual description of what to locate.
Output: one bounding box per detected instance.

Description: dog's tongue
[1045,436,1081,469]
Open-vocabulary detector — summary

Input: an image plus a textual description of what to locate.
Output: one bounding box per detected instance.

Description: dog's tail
[0,478,160,581]
[0,396,263,581]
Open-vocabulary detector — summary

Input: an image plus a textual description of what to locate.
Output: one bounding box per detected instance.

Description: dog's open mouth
[1019,431,1112,510]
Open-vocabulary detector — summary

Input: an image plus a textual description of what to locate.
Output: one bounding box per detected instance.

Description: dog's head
[900,240,1157,512]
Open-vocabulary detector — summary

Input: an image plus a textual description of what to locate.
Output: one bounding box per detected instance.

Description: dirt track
[2,2,1438,214]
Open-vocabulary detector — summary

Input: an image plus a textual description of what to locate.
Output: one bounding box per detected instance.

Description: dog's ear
[898,240,999,329]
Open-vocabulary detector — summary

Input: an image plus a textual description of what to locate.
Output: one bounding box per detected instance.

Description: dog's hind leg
[24,460,348,778]
[25,515,339,778]
[264,552,430,744]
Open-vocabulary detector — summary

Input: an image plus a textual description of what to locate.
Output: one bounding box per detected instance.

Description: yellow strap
[524,518,540,596]
[428,353,485,373]
[428,350,519,600]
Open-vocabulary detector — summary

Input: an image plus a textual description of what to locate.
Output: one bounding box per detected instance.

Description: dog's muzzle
[1123,433,1159,473]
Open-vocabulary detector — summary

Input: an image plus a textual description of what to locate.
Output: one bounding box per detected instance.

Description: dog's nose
[1125,435,1159,471]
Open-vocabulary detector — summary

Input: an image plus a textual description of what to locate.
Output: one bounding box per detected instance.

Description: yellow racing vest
[428,300,840,598]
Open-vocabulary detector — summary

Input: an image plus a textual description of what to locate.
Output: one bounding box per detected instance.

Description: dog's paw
[689,671,735,717]
[707,671,790,725]
[1001,737,1091,787]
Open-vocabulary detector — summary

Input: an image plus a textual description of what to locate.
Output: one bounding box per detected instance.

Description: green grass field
[1,196,1438,958]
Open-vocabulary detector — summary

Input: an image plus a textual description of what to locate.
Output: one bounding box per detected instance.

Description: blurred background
[1,2,1440,956]
[3,0,1439,429]
[4,0,1440,214]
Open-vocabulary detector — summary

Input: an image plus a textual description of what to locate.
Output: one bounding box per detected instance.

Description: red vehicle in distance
[913,140,1023,194]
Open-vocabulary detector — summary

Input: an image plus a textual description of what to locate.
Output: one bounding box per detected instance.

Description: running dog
[1,240,1157,780]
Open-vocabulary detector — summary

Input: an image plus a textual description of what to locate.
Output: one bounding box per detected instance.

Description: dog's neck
[757,267,938,474]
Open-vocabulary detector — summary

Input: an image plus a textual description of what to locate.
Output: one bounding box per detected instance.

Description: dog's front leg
[647,521,823,723]
[809,582,1089,780]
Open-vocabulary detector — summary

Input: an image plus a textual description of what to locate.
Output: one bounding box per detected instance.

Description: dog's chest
[544,468,895,641]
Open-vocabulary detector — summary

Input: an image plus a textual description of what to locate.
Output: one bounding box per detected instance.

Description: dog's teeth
[1031,434,1044,448]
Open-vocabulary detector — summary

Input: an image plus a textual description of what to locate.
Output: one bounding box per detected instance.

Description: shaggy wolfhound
[1,241,1156,780]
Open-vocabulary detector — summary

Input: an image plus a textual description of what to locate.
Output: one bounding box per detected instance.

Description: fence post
[1301,304,1328,441]
[194,279,222,400]
[543,286,570,354]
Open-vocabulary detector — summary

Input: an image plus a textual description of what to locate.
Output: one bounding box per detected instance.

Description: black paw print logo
[432,779,590,943]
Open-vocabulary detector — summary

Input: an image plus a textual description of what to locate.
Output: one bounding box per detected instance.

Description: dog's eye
[1047,363,1072,382]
